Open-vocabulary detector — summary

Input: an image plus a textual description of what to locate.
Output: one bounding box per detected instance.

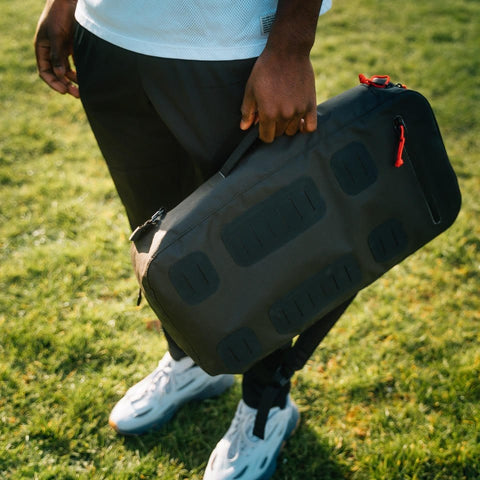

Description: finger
[36,42,79,97]
[240,89,257,131]
[259,117,276,143]
[35,38,68,90]
[299,118,306,133]
[285,114,304,136]
[48,31,79,93]
[66,82,80,98]
[39,63,79,97]
[66,68,77,84]
[40,73,68,94]
[65,66,80,98]
[303,105,318,133]
[274,118,291,138]
[50,40,70,81]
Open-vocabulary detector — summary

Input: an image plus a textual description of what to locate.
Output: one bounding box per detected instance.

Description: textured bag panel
[168,251,220,305]
[367,219,409,262]
[221,176,326,266]
[330,141,378,195]
[132,84,461,375]
[268,254,362,335]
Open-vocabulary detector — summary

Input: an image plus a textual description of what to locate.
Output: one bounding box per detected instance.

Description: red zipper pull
[359,74,407,89]
[394,118,406,168]
[359,73,391,88]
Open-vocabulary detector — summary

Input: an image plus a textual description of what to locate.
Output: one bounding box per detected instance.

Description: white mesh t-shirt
[75,0,332,60]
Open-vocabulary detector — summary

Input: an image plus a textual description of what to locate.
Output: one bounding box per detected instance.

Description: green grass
[1,0,479,478]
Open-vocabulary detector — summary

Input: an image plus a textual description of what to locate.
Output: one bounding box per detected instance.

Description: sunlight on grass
[1,0,479,478]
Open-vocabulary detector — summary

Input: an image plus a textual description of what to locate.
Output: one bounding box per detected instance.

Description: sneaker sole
[109,374,235,436]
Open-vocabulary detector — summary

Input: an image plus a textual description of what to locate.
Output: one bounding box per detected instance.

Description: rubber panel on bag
[368,218,408,262]
[331,142,378,195]
[168,251,219,305]
[222,177,326,266]
[217,328,262,372]
[269,254,362,334]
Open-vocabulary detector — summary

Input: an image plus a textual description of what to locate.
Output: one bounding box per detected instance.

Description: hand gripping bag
[130,75,461,375]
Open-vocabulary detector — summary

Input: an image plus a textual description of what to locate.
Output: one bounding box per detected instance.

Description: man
[34,1,350,478]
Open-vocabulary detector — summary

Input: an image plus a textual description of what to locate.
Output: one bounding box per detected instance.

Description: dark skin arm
[240,0,323,142]
[34,0,79,98]
[34,0,324,142]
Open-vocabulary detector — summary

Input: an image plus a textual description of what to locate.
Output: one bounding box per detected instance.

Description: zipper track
[395,116,441,225]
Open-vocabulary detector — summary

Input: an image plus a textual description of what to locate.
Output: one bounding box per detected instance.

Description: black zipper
[393,116,441,225]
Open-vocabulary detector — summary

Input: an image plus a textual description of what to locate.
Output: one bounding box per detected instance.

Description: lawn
[0,0,479,478]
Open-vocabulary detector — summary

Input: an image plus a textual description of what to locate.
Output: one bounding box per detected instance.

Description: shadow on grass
[276,426,351,479]
[121,391,350,479]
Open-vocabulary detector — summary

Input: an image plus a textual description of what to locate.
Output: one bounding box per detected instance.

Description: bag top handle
[219,125,259,178]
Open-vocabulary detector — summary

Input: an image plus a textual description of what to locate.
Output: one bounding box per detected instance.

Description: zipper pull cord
[395,123,406,168]
[129,207,167,242]
[359,73,391,88]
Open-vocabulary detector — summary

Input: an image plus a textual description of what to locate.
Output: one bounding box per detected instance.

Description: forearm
[266,0,324,57]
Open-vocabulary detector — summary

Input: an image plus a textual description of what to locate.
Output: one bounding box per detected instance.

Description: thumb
[240,88,257,131]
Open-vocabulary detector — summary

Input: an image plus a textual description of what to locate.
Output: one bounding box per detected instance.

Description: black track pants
[74,24,256,230]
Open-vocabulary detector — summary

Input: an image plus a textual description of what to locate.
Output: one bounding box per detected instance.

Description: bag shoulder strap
[252,296,355,438]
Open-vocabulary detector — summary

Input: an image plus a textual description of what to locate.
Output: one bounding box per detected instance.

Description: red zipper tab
[359,74,407,89]
[359,74,391,88]
[395,124,406,167]
[394,117,406,168]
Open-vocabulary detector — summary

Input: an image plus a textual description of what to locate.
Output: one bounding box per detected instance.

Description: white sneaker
[109,352,235,435]
[204,396,300,480]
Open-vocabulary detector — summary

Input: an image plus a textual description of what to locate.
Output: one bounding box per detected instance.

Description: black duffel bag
[130,75,461,376]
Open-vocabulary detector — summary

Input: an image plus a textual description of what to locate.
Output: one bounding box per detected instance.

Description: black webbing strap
[289,297,355,370]
[252,364,293,439]
[219,125,259,178]
[252,297,356,439]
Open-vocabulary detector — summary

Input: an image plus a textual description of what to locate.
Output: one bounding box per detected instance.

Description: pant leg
[136,54,257,180]
[73,26,257,361]
[74,26,197,357]
[73,25,199,230]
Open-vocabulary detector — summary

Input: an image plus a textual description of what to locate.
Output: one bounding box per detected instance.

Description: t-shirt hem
[75,11,267,61]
